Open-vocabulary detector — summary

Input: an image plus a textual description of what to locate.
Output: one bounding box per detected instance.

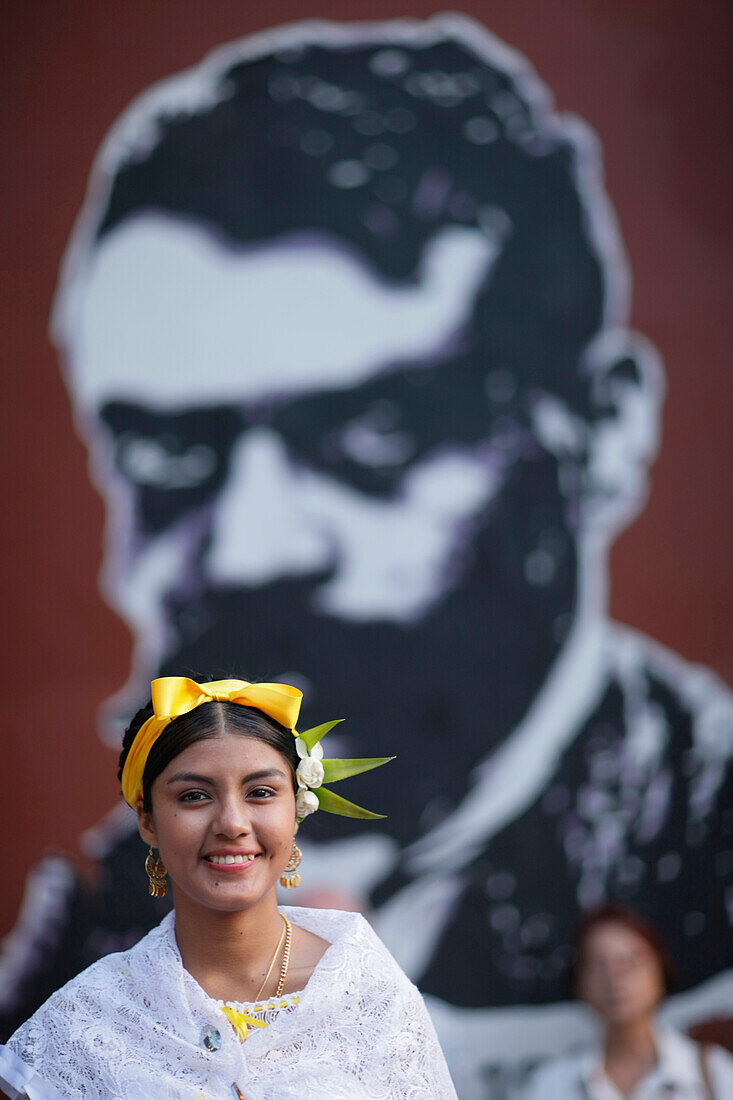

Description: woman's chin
[599,1003,648,1027]
[173,878,276,914]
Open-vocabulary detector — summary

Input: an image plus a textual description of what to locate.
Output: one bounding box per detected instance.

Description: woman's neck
[603,1019,657,1097]
[604,1018,656,1056]
[173,889,285,1002]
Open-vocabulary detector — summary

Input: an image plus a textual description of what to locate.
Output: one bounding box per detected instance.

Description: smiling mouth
[203,854,258,866]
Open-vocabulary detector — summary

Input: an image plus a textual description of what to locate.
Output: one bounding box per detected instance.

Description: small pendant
[202,1026,222,1051]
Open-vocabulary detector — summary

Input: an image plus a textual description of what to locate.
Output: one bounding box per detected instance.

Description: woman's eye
[179,790,208,803]
[249,787,275,799]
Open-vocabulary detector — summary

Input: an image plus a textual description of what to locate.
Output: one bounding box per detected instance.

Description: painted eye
[331,401,415,468]
[117,434,217,489]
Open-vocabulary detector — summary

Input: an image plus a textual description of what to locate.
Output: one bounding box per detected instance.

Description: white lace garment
[0,906,457,1099]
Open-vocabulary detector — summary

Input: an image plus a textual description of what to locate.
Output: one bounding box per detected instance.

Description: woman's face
[575,922,665,1027]
[138,731,297,914]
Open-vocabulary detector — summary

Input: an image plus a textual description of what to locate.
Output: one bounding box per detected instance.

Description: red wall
[1,0,730,937]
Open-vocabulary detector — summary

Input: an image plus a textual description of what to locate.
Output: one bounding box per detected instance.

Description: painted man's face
[74,214,529,649]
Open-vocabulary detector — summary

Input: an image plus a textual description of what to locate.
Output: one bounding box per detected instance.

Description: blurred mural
[2,13,731,1099]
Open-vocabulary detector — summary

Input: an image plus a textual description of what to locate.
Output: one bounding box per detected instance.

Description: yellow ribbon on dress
[121,677,303,807]
[220,1004,268,1042]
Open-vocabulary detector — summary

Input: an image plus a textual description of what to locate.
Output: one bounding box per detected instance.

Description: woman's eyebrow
[165,768,287,785]
[166,771,213,785]
[241,768,288,782]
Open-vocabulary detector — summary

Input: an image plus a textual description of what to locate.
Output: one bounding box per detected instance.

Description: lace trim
[213,989,303,1012]
[214,990,302,1030]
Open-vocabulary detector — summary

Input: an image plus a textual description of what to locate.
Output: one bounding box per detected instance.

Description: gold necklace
[217,915,294,1046]
[274,916,292,999]
[254,914,287,1002]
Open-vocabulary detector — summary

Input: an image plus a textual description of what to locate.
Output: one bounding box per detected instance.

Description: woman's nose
[204,427,332,585]
[212,794,253,837]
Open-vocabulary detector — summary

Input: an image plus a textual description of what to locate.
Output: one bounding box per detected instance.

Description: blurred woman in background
[523,901,732,1098]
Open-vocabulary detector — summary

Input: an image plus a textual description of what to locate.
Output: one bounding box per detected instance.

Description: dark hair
[118,694,299,812]
[571,901,675,996]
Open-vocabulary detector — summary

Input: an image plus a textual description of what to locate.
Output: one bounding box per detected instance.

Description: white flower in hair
[295,736,325,788]
[297,756,325,789]
[296,737,323,761]
[291,719,393,821]
[295,789,320,819]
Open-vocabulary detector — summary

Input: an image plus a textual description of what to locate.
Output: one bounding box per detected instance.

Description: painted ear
[583,335,663,522]
[585,331,662,423]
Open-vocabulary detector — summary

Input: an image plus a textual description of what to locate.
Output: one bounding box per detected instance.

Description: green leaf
[315,785,386,820]
[321,757,395,784]
[298,719,344,752]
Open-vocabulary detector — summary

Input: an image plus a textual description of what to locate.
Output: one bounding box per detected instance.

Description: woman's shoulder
[283,905,420,1005]
[2,914,177,1097]
[658,1026,733,1088]
[522,1047,593,1099]
[704,1039,733,1087]
[7,912,174,1042]
[280,903,371,937]
[281,905,382,963]
[283,905,412,980]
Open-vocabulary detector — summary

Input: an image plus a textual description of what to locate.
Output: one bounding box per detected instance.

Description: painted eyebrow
[165,768,288,785]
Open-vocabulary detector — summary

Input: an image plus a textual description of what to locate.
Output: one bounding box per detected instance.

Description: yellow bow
[121,677,303,807]
[220,1004,268,1042]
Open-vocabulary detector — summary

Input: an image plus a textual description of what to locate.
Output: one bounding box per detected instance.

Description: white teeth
[207,854,255,865]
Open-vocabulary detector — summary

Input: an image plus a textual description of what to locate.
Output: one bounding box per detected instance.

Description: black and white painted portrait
[3,16,731,1096]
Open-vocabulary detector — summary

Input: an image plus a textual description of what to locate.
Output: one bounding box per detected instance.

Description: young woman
[523,902,733,1099]
[0,677,457,1099]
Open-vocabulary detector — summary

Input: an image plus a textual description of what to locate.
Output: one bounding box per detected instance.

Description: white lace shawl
[0,906,457,1099]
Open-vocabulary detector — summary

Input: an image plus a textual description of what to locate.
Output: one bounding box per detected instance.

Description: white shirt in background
[522,1026,733,1100]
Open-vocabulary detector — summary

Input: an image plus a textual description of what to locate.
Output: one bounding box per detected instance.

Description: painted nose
[205,427,331,585]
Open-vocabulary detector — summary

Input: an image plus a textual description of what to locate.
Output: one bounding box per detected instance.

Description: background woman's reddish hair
[571,902,675,996]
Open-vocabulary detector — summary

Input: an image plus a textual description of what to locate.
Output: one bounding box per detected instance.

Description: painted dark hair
[94,28,607,422]
[571,901,675,996]
[117,693,299,812]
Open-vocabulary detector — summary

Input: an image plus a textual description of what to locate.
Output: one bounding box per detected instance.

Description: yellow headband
[121,676,303,807]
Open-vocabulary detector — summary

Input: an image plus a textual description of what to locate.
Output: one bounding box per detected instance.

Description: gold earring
[280,841,302,888]
[145,846,168,898]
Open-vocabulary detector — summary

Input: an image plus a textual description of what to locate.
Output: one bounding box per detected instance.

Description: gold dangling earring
[145,846,168,898]
[280,841,302,888]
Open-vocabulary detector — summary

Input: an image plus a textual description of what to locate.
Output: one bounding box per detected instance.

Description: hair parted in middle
[118,696,299,813]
